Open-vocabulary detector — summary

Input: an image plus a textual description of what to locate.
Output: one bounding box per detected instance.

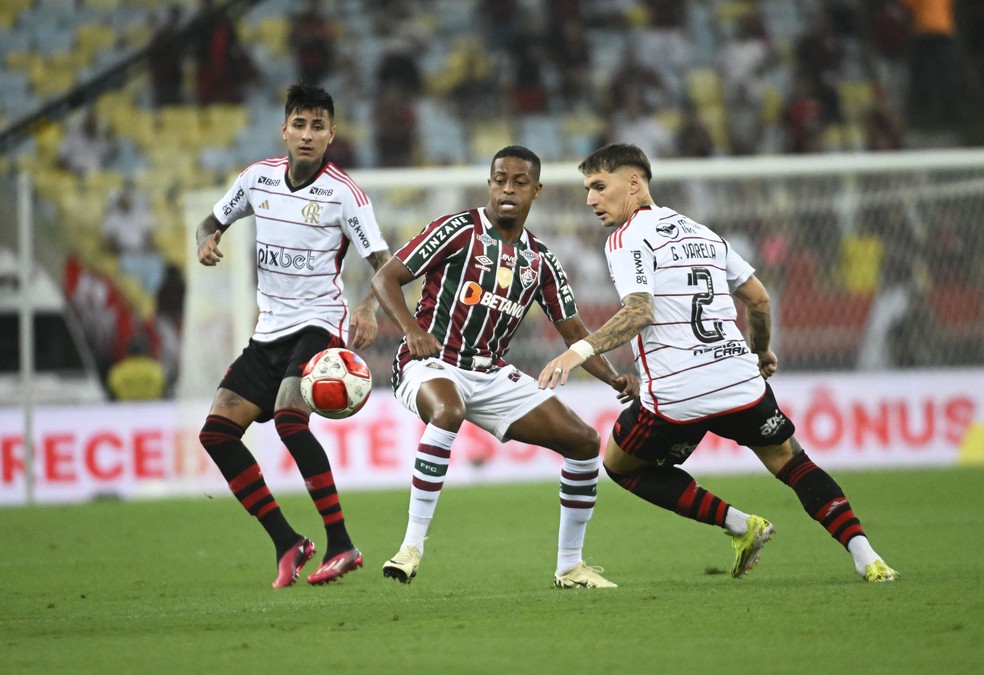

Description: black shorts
[219,328,344,422]
[611,383,795,466]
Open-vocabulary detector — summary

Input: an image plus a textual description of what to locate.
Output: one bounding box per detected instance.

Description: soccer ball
[300,348,372,419]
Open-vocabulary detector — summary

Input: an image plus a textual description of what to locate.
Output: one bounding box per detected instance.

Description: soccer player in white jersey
[539,143,898,583]
[196,84,391,588]
[371,146,638,588]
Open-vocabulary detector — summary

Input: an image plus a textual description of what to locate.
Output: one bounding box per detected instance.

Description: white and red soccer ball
[300,348,372,419]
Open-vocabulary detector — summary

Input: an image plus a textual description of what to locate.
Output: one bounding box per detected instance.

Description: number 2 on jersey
[687,267,724,343]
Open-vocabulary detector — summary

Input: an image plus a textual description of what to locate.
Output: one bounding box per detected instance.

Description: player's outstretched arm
[544,316,639,401]
[349,249,392,350]
[370,256,440,359]
[537,292,652,390]
[196,214,225,266]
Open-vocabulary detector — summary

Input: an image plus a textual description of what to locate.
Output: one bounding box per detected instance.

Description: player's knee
[273,408,311,441]
[199,415,245,454]
[426,399,466,430]
[564,424,600,461]
[603,458,636,492]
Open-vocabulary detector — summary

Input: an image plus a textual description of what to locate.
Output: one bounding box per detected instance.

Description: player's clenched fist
[197,229,224,266]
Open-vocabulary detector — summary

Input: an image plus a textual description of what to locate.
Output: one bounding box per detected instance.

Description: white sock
[401,516,431,554]
[848,536,880,575]
[401,424,457,556]
[724,506,751,535]
[556,456,599,574]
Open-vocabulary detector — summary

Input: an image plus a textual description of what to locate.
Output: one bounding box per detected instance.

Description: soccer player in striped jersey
[196,84,391,588]
[539,143,898,583]
[371,146,638,588]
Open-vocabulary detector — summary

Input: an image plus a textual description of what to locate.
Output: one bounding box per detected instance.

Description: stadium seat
[76,24,117,64]
[200,104,249,148]
[0,0,33,29]
[5,49,38,71]
[838,80,876,124]
[158,105,205,150]
[760,86,786,125]
[468,120,514,164]
[687,67,725,108]
[716,0,756,26]
[697,104,731,152]
[33,122,64,164]
[28,54,77,98]
[112,108,159,152]
[561,111,606,158]
[256,17,289,58]
[657,108,684,135]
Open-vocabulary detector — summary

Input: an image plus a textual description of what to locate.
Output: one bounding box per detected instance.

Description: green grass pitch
[2,467,983,674]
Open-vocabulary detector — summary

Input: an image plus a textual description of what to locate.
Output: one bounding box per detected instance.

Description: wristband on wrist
[569,339,596,360]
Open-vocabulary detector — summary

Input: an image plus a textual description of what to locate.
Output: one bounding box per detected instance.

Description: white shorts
[394,358,553,441]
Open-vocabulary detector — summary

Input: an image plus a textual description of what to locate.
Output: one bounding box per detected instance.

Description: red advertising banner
[2,370,982,505]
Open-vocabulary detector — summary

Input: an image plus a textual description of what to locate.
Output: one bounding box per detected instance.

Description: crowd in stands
[1,0,982,399]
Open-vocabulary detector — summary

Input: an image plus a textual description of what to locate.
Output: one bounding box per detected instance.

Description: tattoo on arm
[586,292,653,355]
[746,305,771,353]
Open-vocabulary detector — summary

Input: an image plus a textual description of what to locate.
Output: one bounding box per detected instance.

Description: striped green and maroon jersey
[392,207,577,387]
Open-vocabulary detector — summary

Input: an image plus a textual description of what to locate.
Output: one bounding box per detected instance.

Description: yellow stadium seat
[82,169,125,197]
[656,109,684,134]
[561,111,605,140]
[257,17,289,58]
[33,167,78,203]
[29,56,76,97]
[697,105,730,152]
[0,0,32,29]
[34,123,64,164]
[76,24,117,62]
[200,104,248,148]
[122,23,152,49]
[716,0,755,24]
[688,68,725,108]
[469,120,513,162]
[113,108,158,151]
[159,105,204,149]
[760,86,786,125]
[154,227,187,269]
[5,50,35,70]
[838,81,876,123]
[821,123,846,151]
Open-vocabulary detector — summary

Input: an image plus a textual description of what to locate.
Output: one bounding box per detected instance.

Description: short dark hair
[578,143,652,183]
[284,83,335,121]
[491,145,542,181]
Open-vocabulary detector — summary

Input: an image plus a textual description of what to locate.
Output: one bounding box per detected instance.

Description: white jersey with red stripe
[606,204,765,422]
[213,157,388,343]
